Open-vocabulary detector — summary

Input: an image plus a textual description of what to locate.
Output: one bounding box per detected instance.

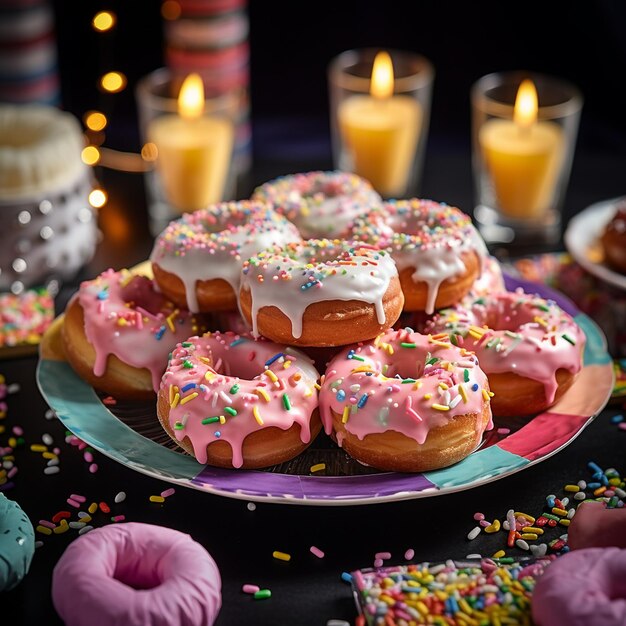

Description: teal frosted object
[0,492,35,591]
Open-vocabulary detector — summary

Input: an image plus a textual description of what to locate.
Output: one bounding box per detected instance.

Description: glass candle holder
[135,67,238,237]
[471,71,583,248]
[328,48,434,200]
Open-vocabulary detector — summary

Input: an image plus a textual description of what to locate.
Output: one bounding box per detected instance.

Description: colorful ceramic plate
[36,275,614,506]
[564,196,626,291]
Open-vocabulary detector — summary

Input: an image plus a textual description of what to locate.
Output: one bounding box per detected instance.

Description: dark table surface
[4,138,626,626]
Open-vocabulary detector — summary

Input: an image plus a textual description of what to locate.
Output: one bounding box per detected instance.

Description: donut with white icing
[319,327,493,472]
[424,288,586,417]
[239,239,404,347]
[465,254,505,299]
[158,330,322,468]
[251,170,384,239]
[150,200,301,313]
[62,268,207,400]
[352,198,488,315]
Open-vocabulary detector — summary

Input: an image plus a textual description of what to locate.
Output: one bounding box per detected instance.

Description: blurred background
[53,0,626,159]
[4,0,626,270]
[47,0,626,185]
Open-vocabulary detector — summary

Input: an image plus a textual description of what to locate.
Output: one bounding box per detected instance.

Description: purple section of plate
[191,466,436,500]
[503,272,578,317]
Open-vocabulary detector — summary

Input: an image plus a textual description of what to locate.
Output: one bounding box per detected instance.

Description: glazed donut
[424,288,586,417]
[319,327,493,472]
[150,200,301,313]
[250,170,383,239]
[352,198,488,314]
[62,268,206,401]
[601,202,626,274]
[52,522,221,626]
[158,330,322,468]
[532,546,626,626]
[0,493,35,592]
[239,239,404,347]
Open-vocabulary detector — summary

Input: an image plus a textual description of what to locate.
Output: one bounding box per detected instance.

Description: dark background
[50,1,626,164]
[5,4,626,625]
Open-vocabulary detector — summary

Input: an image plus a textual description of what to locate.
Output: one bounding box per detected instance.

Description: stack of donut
[60,169,586,472]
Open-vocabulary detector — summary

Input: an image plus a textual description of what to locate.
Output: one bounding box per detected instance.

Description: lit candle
[148,73,234,212]
[338,51,422,198]
[479,79,564,219]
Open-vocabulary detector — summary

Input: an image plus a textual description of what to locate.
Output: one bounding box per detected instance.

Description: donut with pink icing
[532,546,626,626]
[52,522,221,626]
[157,330,322,468]
[150,200,301,313]
[424,288,586,417]
[319,327,493,472]
[250,170,384,239]
[352,198,488,314]
[567,500,626,550]
[238,239,404,347]
[61,268,206,400]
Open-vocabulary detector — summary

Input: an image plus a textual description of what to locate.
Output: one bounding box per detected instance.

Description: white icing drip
[467,223,489,276]
[151,219,301,313]
[242,243,398,339]
[395,246,467,315]
[394,223,487,315]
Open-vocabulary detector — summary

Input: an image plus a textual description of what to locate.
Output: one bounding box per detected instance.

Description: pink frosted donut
[567,500,626,550]
[424,288,586,416]
[150,200,301,313]
[319,327,493,472]
[61,268,206,400]
[157,330,322,468]
[532,546,626,626]
[51,522,221,626]
[251,170,384,239]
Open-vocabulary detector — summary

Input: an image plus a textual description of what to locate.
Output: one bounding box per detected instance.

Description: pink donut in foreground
[567,500,626,550]
[52,522,221,626]
[531,546,626,626]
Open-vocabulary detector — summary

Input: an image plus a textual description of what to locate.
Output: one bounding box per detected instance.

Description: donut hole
[476,303,536,332]
[113,557,162,590]
[383,360,425,381]
[118,275,167,314]
[388,212,425,236]
[212,356,265,381]
[195,211,248,234]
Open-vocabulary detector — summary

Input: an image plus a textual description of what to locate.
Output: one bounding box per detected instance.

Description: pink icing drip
[426,289,586,402]
[78,269,201,392]
[161,331,320,468]
[319,328,491,445]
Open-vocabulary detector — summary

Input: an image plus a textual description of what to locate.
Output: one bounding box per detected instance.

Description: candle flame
[178,73,204,120]
[370,51,394,99]
[514,79,538,128]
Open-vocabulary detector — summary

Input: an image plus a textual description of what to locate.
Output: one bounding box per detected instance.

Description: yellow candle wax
[338,94,421,198]
[149,114,233,213]
[479,78,564,219]
[480,119,563,218]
